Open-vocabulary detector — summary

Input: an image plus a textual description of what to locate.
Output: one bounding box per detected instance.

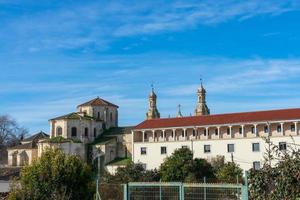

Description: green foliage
[8,148,94,200]
[47,136,68,143]
[102,162,160,183]
[249,141,300,200]
[160,148,214,182]
[210,155,225,172]
[160,148,193,182]
[215,162,243,183]
[46,136,82,144]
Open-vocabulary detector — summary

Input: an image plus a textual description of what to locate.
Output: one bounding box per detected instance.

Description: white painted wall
[133,135,300,171]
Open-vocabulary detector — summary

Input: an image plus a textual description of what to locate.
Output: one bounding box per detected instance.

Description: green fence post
[182,183,185,200]
[123,184,128,200]
[242,171,249,200]
[203,177,207,200]
[179,182,184,200]
[159,180,162,200]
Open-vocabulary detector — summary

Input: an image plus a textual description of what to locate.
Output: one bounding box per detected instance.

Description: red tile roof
[135,108,300,130]
[77,97,118,108]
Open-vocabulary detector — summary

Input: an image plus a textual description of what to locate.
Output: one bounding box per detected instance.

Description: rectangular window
[264,126,269,133]
[252,143,260,152]
[227,144,234,153]
[141,147,147,155]
[204,145,211,153]
[215,129,218,135]
[204,129,207,136]
[251,126,255,134]
[144,133,148,140]
[279,142,287,151]
[291,124,295,132]
[277,125,281,133]
[161,146,167,154]
[182,145,188,149]
[192,129,196,137]
[227,128,230,135]
[253,161,261,170]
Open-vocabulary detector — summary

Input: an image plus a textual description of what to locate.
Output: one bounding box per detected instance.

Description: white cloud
[1,0,299,52]
[2,53,300,132]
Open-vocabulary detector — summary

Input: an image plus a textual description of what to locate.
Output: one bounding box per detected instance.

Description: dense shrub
[248,141,300,200]
[8,148,94,200]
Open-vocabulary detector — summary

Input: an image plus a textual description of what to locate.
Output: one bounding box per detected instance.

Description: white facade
[133,135,300,170]
[132,121,300,171]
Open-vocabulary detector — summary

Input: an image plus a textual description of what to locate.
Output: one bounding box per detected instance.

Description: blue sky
[1,0,300,134]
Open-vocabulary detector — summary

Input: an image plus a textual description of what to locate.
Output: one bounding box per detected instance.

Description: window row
[140,142,287,155]
[95,111,115,123]
[56,126,99,137]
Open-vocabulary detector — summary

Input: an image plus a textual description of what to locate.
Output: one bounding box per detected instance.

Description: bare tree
[0,114,28,149]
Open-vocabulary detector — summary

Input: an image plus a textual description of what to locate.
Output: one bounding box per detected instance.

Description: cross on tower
[177,104,183,117]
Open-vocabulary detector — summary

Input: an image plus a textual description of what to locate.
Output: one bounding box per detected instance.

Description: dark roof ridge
[77,97,118,108]
[49,112,95,121]
[22,131,49,142]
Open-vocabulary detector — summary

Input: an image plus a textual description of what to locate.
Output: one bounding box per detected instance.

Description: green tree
[160,148,214,182]
[215,162,243,183]
[102,162,160,183]
[9,148,94,200]
[160,148,193,182]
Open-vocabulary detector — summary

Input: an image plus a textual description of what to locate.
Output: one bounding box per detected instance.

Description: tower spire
[195,79,210,116]
[146,84,160,120]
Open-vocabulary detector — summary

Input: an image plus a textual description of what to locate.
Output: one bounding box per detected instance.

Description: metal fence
[123,182,248,200]
[97,177,249,200]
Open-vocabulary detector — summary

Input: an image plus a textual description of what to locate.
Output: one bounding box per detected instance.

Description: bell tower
[146,85,160,120]
[195,80,210,116]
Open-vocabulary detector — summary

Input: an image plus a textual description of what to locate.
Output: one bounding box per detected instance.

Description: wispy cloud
[2,54,300,132]
[0,0,299,52]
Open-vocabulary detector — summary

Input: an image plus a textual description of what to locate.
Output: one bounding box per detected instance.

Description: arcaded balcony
[133,121,300,143]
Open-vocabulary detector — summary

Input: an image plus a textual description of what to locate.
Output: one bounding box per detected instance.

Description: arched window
[84,127,88,137]
[71,127,77,137]
[56,126,62,136]
[94,128,97,137]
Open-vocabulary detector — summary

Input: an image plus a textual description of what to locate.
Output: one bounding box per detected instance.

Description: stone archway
[19,150,29,166]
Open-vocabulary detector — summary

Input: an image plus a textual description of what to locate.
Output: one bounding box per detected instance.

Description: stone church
[7,97,133,173]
